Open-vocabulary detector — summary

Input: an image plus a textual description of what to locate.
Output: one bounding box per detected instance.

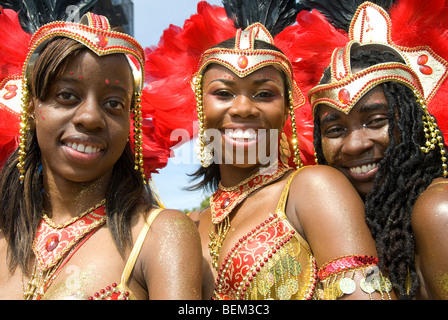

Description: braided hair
[313,49,445,299]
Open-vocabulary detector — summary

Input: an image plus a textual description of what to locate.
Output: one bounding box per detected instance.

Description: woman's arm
[288,165,397,300]
[144,209,202,300]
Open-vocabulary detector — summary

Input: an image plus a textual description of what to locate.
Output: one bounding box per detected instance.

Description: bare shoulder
[289,164,361,206]
[146,208,200,242]
[291,164,355,189]
[412,177,448,234]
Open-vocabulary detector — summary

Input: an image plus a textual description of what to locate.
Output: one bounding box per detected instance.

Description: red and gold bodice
[213,170,318,300]
[26,205,163,300]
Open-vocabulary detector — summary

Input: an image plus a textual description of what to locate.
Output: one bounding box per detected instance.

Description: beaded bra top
[213,169,317,300]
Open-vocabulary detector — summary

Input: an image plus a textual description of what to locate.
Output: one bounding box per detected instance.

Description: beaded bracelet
[317,255,392,300]
[318,255,379,281]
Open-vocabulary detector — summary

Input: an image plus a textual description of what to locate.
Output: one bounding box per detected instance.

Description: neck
[42,172,110,224]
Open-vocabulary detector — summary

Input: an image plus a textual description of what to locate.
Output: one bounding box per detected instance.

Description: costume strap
[275,167,306,218]
[119,207,164,295]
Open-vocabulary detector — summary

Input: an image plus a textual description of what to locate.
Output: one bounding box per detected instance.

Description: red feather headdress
[0,8,167,178]
[142,1,317,168]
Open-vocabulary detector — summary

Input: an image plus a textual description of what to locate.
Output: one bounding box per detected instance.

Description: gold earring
[416,91,447,177]
[288,90,304,168]
[132,93,147,184]
[194,75,213,168]
[17,80,30,181]
[279,130,291,166]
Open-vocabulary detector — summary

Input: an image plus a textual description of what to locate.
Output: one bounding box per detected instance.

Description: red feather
[389,0,448,144]
[142,2,236,161]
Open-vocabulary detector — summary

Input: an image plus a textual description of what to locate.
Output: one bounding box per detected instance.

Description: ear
[28,97,37,130]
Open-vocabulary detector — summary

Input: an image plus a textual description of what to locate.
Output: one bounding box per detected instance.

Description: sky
[133,0,222,211]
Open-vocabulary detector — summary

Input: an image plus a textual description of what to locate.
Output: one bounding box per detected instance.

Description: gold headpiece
[308,2,448,114]
[24,12,144,95]
[17,13,147,181]
[193,22,305,167]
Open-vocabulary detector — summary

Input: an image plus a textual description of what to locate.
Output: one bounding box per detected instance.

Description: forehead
[318,86,388,119]
[62,50,130,72]
[203,64,285,83]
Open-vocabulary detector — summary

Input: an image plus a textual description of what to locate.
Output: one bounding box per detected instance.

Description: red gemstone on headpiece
[338,88,350,104]
[96,35,108,47]
[417,54,429,66]
[237,56,249,69]
[419,65,433,75]
[45,235,59,252]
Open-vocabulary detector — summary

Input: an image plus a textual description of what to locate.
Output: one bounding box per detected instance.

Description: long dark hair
[0,37,154,273]
[313,49,445,299]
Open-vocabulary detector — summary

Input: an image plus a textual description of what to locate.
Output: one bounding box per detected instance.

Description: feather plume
[0,0,98,32]
[298,0,396,31]
[222,0,299,36]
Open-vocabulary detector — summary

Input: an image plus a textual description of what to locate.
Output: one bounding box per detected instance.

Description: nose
[227,94,259,119]
[341,128,374,157]
[72,96,106,131]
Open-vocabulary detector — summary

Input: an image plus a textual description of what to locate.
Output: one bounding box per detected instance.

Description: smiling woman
[144,0,396,300]
[0,9,202,300]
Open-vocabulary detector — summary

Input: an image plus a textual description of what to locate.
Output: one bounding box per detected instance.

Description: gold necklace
[209,163,291,270]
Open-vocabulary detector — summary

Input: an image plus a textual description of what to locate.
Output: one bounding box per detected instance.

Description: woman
[296,1,448,299]
[0,9,202,300]
[144,0,395,300]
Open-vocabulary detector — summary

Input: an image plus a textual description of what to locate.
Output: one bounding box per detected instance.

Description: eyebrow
[320,112,341,126]
[358,102,388,113]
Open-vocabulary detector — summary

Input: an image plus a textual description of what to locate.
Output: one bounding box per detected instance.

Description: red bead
[237,55,249,69]
[45,235,59,252]
[221,197,230,209]
[3,91,17,100]
[338,88,350,105]
[420,65,433,75]
[417,54,429,65]
[96,35,108,47]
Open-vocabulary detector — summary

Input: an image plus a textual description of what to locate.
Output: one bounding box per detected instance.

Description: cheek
[321,137,339,165]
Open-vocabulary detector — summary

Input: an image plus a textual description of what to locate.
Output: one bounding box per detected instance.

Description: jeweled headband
[194,23,303,107]
[24,12,145,95]
[308,2,448,114]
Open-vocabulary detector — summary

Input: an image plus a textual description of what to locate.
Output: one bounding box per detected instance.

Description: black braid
[313,49,444,299]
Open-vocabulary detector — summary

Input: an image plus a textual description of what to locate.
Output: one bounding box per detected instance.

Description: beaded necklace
[209,163,291,270]
[23,200,106,300]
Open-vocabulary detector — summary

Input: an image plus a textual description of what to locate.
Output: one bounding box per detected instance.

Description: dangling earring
[416,91,448,177]
[17,80,30,181]
[132,93,147,184]
[288,90,304,168]
[194,75,213,168]
[279,130,291,167]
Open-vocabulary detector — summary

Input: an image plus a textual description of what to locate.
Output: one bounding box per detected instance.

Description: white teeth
[66,142,100,154]
[226,129,257,141]
[350,163,378,174]
[77,144,85,153]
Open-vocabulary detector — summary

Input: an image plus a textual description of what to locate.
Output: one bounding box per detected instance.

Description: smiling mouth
[349,162,378,174]
[65,142,102,154]
[224,129,258,143]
